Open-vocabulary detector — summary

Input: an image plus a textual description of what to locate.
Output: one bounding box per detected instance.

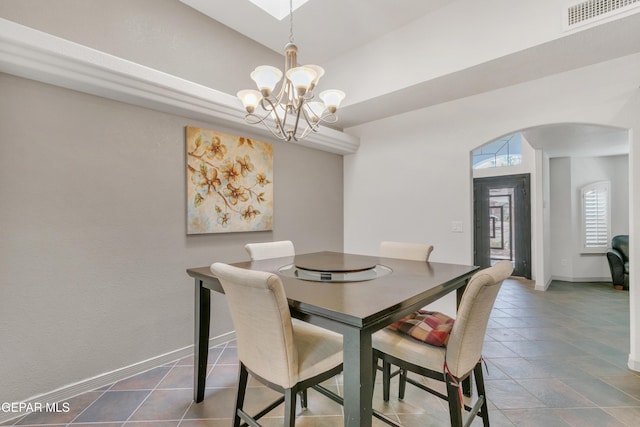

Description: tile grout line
[177,341,230,426]
[63,387,109,427]
[61,360,179,426]
[120,359,188,425]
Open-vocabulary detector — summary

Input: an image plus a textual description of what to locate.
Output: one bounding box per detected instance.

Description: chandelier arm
[272,79,289,105]
[264,121,292,141]
[300,104,321,131]
[279,80,294,121]
[244,112,293,141]
[289,110,319,142]
[260,96,288,137]
[295,123,318,141]
[243,111,274,127]
[317,111,339,124]
[288,97,306,140]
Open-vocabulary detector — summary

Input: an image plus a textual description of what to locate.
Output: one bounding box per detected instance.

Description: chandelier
[237,0,345,142]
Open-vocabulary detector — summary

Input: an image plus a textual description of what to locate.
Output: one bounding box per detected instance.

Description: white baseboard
[628,354,640,373]
[550,275,611,283]
[0,332,235,424]
[534,276,552,291]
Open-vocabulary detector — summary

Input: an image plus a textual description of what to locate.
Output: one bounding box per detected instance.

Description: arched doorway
[471,123,629,288]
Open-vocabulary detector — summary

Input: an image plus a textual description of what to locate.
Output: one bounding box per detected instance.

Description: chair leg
[474,362,490,427]
[382,359,392,401]
[234,364,249,427]
[372,353,378,382]
[445,375,464,427]
[284,389,297,427]
[299,389,308,409]
[398,368,408,400]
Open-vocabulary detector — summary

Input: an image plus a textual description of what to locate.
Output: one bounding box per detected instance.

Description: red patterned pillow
[388,310,455,347]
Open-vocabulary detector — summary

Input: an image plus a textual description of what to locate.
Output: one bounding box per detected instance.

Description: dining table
[186,251,478,427]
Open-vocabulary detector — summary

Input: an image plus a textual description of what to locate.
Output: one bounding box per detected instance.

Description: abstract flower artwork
[186,126,273,234]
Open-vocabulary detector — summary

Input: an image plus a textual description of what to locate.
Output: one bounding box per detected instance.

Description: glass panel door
[474,174,531,278]
[489,188,514,264]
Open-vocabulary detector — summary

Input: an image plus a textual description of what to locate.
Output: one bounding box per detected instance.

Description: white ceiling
[180,0,640,158]
[523,125,629,158]
[180,0,452,64]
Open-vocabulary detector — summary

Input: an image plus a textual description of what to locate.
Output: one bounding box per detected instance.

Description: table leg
[342,327,373,427]
[194,280,210,403]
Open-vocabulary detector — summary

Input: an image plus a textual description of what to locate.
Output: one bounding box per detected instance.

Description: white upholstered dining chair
[377,241,435,390]
[379,241,434,261]
[244,240,295,261]
[372,260,513,427]
[210,262,343,427]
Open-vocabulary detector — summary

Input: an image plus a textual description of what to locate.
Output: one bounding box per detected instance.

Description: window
[581,181,610,253]
[472,133,522,169]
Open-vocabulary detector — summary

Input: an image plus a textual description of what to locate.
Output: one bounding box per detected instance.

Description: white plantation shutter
[581,181,610,253]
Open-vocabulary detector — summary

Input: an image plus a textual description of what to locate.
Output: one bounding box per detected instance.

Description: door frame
[473,173,532,278]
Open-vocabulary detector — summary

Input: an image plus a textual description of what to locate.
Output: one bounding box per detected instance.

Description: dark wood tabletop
[188,251,478,330]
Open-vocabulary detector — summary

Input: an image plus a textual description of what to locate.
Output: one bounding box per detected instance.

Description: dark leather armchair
[606,235,629,290]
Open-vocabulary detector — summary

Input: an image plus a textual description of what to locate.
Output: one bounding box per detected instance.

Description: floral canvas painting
[186,126,273,234]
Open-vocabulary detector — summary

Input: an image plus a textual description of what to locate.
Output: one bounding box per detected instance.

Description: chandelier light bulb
[237,89,262,113]
[305,65,325,90]
[286,66,318,97]
[319,90,346,113]
[250,65,283,97]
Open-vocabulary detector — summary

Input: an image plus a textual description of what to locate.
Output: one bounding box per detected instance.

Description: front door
[473,174,531,278]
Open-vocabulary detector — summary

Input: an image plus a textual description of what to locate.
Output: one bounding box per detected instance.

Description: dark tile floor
[4,278,640,426]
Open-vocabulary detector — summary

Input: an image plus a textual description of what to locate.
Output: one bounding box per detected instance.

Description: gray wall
[0,72,343,403]
[0,0,344,404]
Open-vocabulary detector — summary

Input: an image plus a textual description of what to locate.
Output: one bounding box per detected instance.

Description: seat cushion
[388,310,454,347]
[373,327,446,371]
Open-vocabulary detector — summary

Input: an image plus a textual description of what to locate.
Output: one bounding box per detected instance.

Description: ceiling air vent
[566,0,640,28]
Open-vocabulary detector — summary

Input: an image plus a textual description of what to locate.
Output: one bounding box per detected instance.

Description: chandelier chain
[289,0,294,44]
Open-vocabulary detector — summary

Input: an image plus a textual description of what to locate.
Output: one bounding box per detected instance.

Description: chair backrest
[612,235,629,261]
[210,262,299,388]
[379,241,434,262]
[445,261,513,377]
[244,240,295,261]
